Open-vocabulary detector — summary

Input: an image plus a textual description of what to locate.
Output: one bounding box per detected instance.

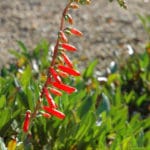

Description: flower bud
[58,65,80,76]
[49,67,62,83]
[50,87,62,96]
[51,81,76,94]
[23,110,31,133]
[42,112,51,118]
[43,87,57,108]
[43,106,65,119]
[59,31,68,43]
[65,14,73,24]
[61,52,73,68]
[61,43,77,52]
[57,70,69,78]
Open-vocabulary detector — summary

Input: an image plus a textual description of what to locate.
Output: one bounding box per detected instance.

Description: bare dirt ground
[0,0,150,71]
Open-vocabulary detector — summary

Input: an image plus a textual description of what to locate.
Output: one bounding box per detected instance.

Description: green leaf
[78,96,93,118]
[83,60,98,78]
[9,49,21,58]
[26,87,35,111]
[75,112,95,141]
[124,91,135,104]
[96,93,110,115]
[107,73,120,85]
[137,94,147,106]
[17,90,29,108]
[0,95,6,109]
[0,108,11,129]
[115,87,122,105]
[121,136,132,150]
[17,41,28,53]
[20,65,32,89]
[16,142,24,150]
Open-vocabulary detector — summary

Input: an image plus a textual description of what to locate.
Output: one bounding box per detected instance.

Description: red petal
[61,43,76,52]
[59,31,68,43]
[46,77,52,84]
[43,87,57,108]
[43,106,65,119]
[42,112,51,118]
[52,81,76,94]
[23,110,31,133]
[58,65,80,76]
[49,67,62,83]
[49,88,62,96]
[66,14,73,24]
[70,28,83,36]
[57,70,69,78]
[61,52,73,68]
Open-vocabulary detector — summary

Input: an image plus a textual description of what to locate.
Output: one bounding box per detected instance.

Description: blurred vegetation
[109,0,127,9]
[0,37,150,149]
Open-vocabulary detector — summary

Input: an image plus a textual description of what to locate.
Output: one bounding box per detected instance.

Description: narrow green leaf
[17,41,28,53]
[20,65,32,89]
[83,60,98,78]
[9,49,21,58]
[0,95,6,109]
[0,108,11,129]
[137,94,147,106]
[96,93,110,115]
[75,112,95,140]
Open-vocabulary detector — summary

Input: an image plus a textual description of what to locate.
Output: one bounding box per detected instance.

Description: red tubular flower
[49,67,62,83]
[65,14,73,24]
[49,87,62,96]
[43,87,57,108]
[59,31,68,43]
[61,43,76,52]
[52,81,76,94]
[42,112,51,118]
[57,70,69,78]
[46,77,52,84]
[43,106,65,119]
[23,110,31,133]
[61,52,73,68]
[70,28,83,36]
[58,65,80,76]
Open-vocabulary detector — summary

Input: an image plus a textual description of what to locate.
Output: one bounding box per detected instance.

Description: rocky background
[0,0,150,71]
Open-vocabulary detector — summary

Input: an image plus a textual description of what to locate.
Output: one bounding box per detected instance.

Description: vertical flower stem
[51,1,71,66]
[30,1,72,121]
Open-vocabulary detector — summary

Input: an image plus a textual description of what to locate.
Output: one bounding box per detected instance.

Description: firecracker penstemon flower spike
[23,0,90,133]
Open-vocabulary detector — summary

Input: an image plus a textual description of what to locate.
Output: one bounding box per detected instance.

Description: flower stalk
[23,0,91,133]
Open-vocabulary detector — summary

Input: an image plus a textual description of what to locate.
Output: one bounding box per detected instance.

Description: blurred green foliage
[0,36,150,149]
[138,14,150,40]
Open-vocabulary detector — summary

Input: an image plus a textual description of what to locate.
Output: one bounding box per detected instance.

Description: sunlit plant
[23,0,91,133]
